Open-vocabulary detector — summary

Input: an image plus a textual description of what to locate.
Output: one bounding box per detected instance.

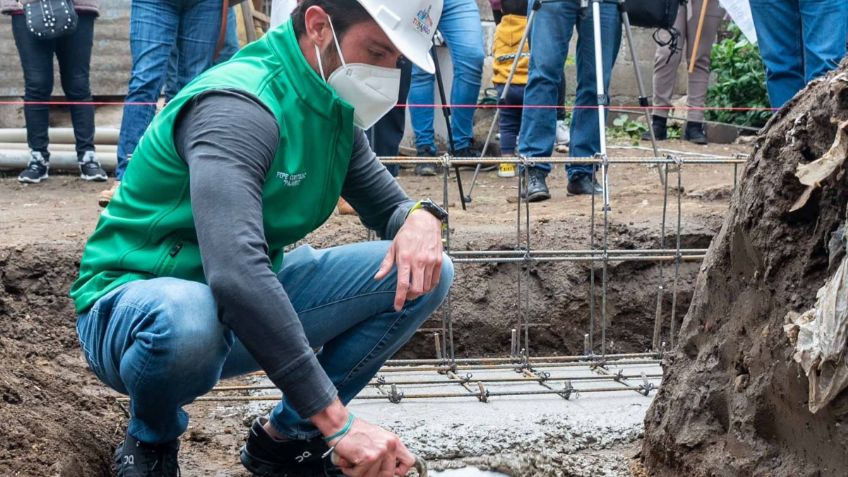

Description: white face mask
[314,17,401,130]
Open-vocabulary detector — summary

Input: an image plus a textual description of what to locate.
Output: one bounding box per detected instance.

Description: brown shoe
[337,197,356,216]
[98,181,119,208]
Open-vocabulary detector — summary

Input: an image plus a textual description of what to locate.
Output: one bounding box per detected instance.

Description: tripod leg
[467,2,542,202]
[431,48,468,211]
[590,0,610,209]
[618,1,664,186]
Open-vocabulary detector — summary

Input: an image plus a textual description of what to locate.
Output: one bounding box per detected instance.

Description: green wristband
[323,412,355,443]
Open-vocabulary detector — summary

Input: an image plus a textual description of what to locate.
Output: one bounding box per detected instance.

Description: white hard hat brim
[394,36,435,74]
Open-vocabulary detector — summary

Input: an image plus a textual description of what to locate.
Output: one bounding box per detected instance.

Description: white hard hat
[355,0,443,74]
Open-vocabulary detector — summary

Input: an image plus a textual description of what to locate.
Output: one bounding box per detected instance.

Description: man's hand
[331,418,414,477]
[311,400,414,477]
[374,209,444,311]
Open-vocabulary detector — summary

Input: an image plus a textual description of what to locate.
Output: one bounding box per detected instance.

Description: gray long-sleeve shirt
[173,90,415,418]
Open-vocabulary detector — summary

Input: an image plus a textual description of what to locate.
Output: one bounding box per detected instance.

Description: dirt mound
[0,244,118,476]
[642,66,848,475]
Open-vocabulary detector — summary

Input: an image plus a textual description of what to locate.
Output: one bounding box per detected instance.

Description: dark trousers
[495,83,525,155]
[11,14,96,158]
[367,58,413,177]
[557,72,566,121]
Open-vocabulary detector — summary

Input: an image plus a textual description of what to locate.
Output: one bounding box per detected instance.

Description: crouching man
[70,1,452,476]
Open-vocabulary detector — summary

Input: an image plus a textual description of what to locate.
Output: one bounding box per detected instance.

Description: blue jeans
[116,0,225,180]
[408,0,485,152]
[518,0,621,180]
[163,8,240,101]
[76,242,454,444]
[750,0,847,108]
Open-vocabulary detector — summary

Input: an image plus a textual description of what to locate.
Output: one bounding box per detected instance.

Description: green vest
[71,21,355,314]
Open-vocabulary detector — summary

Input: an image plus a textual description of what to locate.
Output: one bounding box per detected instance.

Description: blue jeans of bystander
[408,0,485,152]
[749,0,848,108]
[518,0,621,181]
[115,0,224,180]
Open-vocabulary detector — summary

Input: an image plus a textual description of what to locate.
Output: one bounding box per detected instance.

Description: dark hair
[501,0,528,16]
[292,0,373,39]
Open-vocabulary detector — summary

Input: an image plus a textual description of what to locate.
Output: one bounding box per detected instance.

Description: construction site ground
[0,139,749,476]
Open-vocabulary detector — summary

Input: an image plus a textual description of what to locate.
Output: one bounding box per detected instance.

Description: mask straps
[313,15,345,82]
[326,15,346,67]
[314,43,326,81]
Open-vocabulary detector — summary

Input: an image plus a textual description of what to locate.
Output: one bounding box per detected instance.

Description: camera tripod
[464,0,664,206]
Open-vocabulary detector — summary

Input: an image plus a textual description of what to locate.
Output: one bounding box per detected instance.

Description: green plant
[611,114,647,144]
[705,24,771,128]
[667,125,681,140]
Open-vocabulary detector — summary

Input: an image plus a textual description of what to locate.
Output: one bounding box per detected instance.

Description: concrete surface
[241,359,662,476]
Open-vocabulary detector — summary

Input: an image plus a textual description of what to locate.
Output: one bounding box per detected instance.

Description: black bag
[24,0,78,40]
[624,0,684,29]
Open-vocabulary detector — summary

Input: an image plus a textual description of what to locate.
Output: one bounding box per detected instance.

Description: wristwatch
[410,199,449,224]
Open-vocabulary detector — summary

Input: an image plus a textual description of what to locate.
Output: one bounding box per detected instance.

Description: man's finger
[422,261,433,295]
[393,441,414,476]
[374,244,396,280]
[410,261,426,298]
[429,256,442,291]
[379,440,397,477]
[394,264,410,311]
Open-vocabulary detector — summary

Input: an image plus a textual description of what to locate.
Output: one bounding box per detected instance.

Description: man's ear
[303,6,333,50]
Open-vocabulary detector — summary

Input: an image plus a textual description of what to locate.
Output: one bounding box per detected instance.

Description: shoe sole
[81,173,108,182]
[566,188,603,196]
[525,190,551,202]
[18,174,47,184]
[240,446,290,477]
[240,446,323,477]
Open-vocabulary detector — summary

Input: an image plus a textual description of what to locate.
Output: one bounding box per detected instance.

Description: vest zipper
[321,113,342,224]
[169,241,184,258]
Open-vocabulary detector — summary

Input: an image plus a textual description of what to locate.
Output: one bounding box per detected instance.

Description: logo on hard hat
[412,5,433,36]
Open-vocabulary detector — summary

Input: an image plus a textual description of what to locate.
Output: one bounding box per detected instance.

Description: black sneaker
[415,145,438,176]
[113,433,180,477]
[566,173,603,196]
[684,122,708,145]
[520,167,551,202]
[240,417,343,477]
[641,115,668,141]
[18,151,49,183]
[79,151,108,181]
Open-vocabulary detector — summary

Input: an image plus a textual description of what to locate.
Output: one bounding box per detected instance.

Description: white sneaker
[555,120,570,153]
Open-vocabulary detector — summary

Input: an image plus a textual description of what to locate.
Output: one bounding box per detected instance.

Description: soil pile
[643,65,848,475]
[0,243,118,476]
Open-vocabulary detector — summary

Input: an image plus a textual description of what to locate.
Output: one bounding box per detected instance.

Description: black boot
[566,173,603,196]
[641,115,667,141]
[415,145,438,176]
[684,122,708,145]
[520,167,551,202]
[240,417,342,476]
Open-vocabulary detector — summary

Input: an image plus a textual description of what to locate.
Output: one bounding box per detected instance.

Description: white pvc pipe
[0,142,117,154]
[0,128,120,145]
[0,149,117,172]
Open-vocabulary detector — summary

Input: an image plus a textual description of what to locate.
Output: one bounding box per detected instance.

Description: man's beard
[320,42,343,79]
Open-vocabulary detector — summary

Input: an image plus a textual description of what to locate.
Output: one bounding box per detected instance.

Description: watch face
[421,200,448,221]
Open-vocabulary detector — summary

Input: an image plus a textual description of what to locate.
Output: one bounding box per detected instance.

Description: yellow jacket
[493,14,530,85]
